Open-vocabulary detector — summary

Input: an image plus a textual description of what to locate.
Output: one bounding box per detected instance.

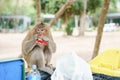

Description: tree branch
[48,0,75,27]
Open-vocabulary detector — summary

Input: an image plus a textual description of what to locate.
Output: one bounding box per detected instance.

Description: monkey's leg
[29,47,54,74]
[28,47,45,69]
[37,49,46,69]
[39,49,53,74]
[45,52,52,68]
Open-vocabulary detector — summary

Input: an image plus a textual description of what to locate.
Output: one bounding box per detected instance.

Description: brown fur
[21,22,56,74]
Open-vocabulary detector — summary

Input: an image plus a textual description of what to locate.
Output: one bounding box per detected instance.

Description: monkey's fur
[22,22,56,74]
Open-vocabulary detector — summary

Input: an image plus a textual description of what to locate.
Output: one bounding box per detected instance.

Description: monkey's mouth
[38,33,43,36]
[39,34,42,36]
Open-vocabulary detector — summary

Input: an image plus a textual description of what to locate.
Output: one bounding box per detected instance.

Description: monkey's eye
[37,29,40,32]
[41,29,46,32]
[41,29,44,31]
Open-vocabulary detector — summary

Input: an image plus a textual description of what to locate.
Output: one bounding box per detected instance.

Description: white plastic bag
[51,52,93,80]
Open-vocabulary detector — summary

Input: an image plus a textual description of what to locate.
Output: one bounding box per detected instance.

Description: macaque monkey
[22,22,56,74]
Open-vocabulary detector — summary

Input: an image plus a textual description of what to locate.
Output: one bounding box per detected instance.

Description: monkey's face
[34,22,49,38]
[36,28,46,37]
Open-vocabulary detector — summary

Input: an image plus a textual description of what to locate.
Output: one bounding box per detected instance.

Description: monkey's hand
[34,34,38,40]
[36,39,48,46]
[42,36,49,42]
[35,36,48,46]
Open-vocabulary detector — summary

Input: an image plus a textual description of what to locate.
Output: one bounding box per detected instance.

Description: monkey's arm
[42,36,56,53]
[48,39,56,53]
[25,39,36,53]
[22,38,37,56]
[22,34,39,56]
[41,39,55,54]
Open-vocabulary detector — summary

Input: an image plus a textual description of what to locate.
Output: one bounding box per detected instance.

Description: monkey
[21,22,56,74]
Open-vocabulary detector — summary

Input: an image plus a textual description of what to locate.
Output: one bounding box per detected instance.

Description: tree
[34,0,75,26]
[40,0,103,36]
[79,0,87,36]
[41,0,75,33]
[36,0,41,23]
[71,0,83,36]
[92,0,110,59]
[0,0,12,15]
[70,0,102,36]
[79,0,102,36]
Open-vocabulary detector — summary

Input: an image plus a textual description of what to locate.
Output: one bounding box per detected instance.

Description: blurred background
[0,0,120,65]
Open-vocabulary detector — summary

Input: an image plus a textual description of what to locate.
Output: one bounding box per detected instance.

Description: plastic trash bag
[51,52,93,80]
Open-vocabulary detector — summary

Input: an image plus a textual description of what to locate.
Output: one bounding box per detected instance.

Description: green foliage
[66,24,73,35]
[65,17,74,35]
[40,0,66,14]
[110,0,117,9]
[71,0,83,15]
[90,0,118,27]
[87,0,103,27]
[0,0,118,27]
[0,0,12,14]
[41,0,50,13]
[0,0,34,15]
[108,0,117,13]
[87,0,103,14]
[0,0,36,24]
[40,0,103,25]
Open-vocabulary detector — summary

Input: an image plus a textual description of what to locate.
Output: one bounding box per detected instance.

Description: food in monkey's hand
[36,38,48,46]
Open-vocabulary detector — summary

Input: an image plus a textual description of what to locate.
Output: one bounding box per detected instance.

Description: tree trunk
[75,15,79,28]
[79,12,85,36]
[14,19,19,33]
[85,15,90,29]
[13,0,19,15]
[61,23,67,36]
[92,0,110,59]
[62,12,69,35]
[79,0,87,36]
[6,19,10,33]
[49,0,75,27]
[72,15,80,36]
[36,0,41,23]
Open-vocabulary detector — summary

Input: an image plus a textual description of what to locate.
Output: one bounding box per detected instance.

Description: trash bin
[0,58,25,80]
[89,48,120,79]
[92,72,120,80]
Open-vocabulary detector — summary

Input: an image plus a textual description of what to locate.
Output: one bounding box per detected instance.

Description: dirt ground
[0,31,120,66]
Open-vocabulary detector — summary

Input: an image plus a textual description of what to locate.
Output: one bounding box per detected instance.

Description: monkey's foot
[39,67,54,75]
